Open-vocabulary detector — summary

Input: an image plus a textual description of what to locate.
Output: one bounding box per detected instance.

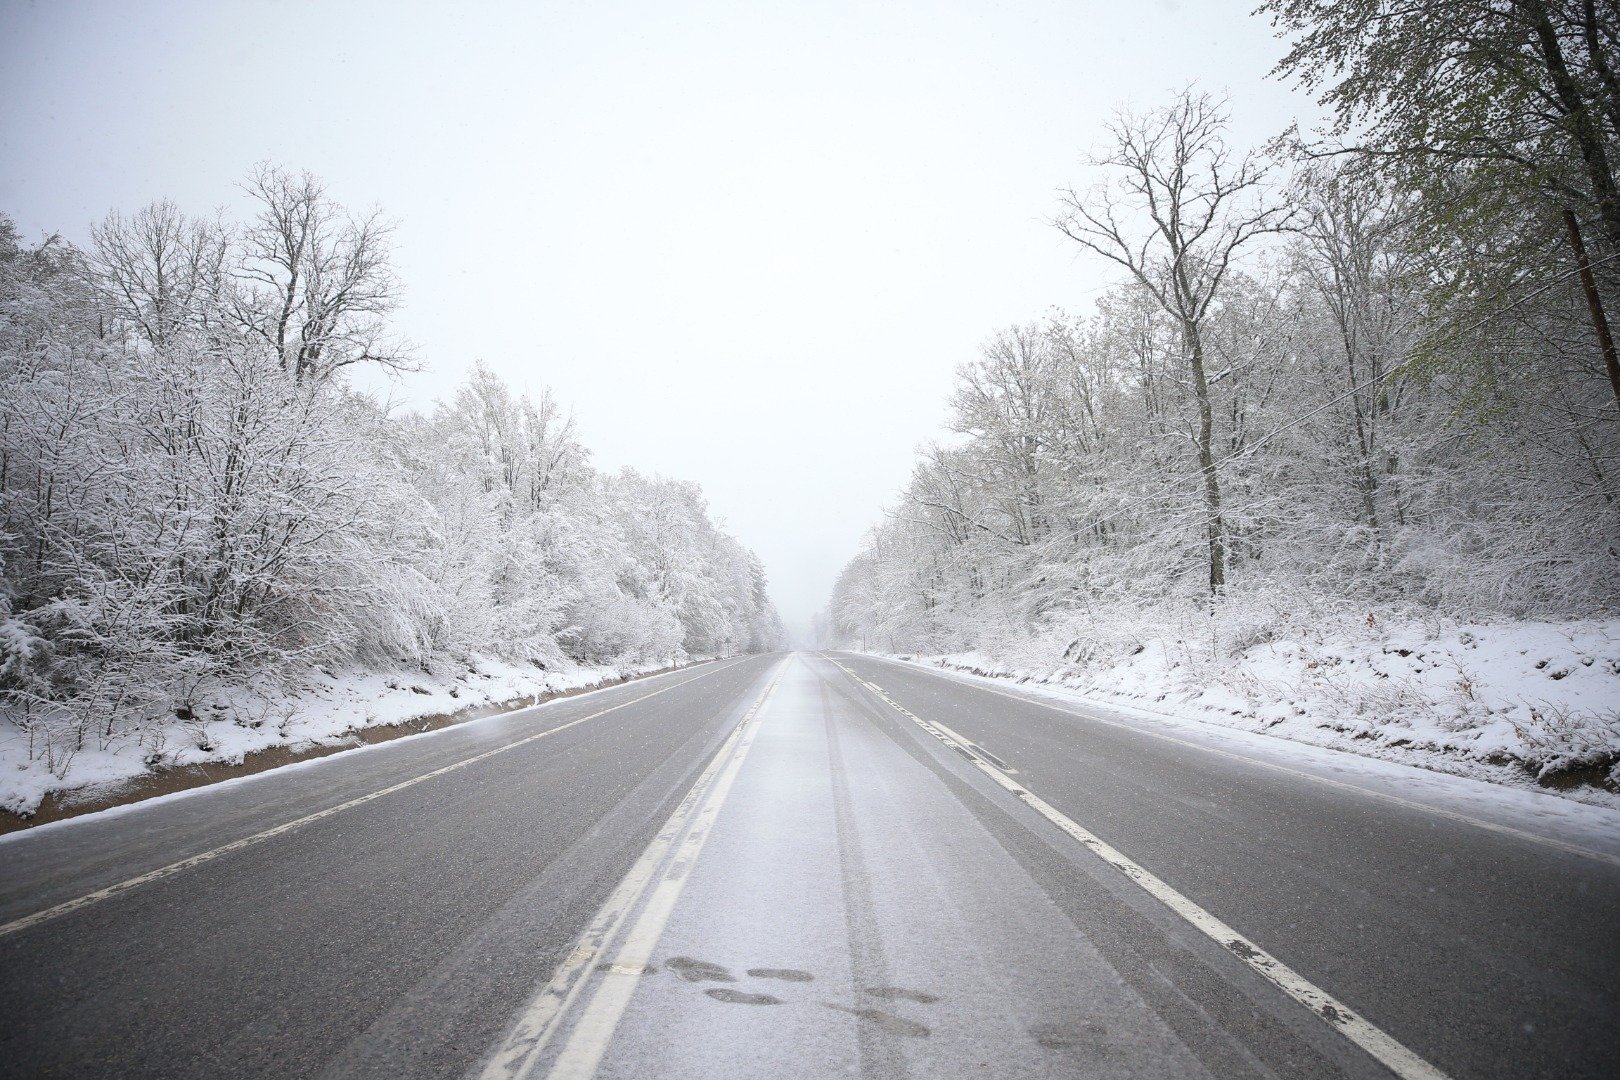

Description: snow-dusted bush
[908,618,1620,800]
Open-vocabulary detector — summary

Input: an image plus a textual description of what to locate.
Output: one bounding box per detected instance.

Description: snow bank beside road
[885,618,1620,807]
[0,655,706,818]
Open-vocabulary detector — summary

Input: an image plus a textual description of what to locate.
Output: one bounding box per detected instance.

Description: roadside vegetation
[0,168,783,813]
[827,2,1620,794]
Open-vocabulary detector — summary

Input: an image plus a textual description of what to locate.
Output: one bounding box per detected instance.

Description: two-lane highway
[2,651,1616,1077]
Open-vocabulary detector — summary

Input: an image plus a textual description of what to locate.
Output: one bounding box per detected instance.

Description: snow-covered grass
[0,654,708,818]
[883,617,1620,808]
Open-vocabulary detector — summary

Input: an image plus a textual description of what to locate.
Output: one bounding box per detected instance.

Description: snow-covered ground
[0,655,708,818]
[877,618,1620,810]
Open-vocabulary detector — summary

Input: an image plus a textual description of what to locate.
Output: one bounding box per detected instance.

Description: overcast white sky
[1,0,1320,640]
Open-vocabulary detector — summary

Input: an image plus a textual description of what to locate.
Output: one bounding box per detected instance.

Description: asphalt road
[2,651,1616,1078]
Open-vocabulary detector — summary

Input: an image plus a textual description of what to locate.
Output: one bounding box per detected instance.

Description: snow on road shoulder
[0,655,709,818]
[868,650,1620,862]
[869,618,1620,818]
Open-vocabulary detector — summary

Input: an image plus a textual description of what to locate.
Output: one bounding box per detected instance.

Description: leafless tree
[1293,165,1422,559]
[90,200,228,349]
[1055,90,1295,594]
[234,164,412,383]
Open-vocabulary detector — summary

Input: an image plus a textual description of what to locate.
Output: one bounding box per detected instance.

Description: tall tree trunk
[1581,0,1620,139]
[1523,0,1620,260]
[1564,208,1620,414]
[1185,321,1226,593]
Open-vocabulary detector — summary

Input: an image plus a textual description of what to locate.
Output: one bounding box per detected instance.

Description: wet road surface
[2,652,1617,1078]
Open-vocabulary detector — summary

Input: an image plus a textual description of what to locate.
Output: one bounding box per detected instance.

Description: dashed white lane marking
[478,659,788,1080]
[0,659,751,941]
[827,657,1451,1080]
[862,653,1620,870]
[965,741,1016,773]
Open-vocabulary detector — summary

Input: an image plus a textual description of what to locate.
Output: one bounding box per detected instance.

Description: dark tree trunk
[1564,208,1620,414]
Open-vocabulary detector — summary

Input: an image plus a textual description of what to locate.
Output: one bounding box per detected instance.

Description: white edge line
[854,653,1620,870]
[0,658,734,849]
[827,657,1451,1080]
[477,658,787,1080]
[0,657,742,850]
[0,659,753,940]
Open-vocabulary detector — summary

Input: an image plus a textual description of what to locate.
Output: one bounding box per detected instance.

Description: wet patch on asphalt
[666,957,736,983]
[660,959,946,1037]
[748,967,814,982]
[705,988,783,1006]
[864,986,940,1004]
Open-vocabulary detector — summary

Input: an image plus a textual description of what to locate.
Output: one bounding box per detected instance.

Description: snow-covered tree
[0,176,783,775]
